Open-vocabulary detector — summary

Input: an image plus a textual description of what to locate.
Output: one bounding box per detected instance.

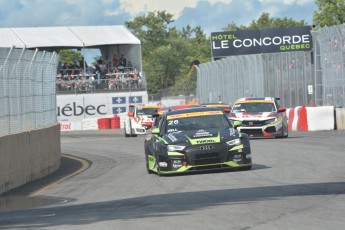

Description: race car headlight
[167,145,186,151]
[226,138,241,146]
[264,118,277,124]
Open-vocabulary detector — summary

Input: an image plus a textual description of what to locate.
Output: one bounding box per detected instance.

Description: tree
[58,49,83,66]
[313,0,345,27]
[125,11,210,96]
[223,12,306,31]
[125,11,174,55]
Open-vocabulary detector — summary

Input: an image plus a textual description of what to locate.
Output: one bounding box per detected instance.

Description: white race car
[229,97,288,138]
[124,104,163,137]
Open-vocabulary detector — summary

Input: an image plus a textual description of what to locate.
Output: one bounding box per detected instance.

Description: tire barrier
[287,106,335,131]
[111,115,121,129]
[97,118,111,129]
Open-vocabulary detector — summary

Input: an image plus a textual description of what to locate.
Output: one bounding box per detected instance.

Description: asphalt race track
[1,130,345,230]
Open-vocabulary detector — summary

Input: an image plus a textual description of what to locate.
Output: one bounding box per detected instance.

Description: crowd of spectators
[56,54,144,93]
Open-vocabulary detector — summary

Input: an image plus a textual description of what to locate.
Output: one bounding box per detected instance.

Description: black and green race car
[144,107,252,176]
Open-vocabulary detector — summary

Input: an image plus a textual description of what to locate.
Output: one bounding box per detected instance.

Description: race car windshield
[137,108,158,116]
[232,103,276,113]
[166,114,230,133]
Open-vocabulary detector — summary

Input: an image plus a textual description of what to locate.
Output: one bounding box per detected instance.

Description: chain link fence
[197,24,345,108]
[316,24,345,107]
[0,47,59,137]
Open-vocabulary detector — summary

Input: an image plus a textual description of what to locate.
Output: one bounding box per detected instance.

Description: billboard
[211,26,313,58]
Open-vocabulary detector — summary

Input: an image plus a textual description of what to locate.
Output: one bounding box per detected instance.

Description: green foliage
[59,49,83,66]
[125,11,210,96]
[125,11,174,55]
[313,0,345,28]
[224,12,306,31]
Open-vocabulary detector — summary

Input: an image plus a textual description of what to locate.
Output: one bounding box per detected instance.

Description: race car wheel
[145,147,153,174]
[129,121,137,137]
[284,128,289,138]
[156,155,161,177]
[145,154,153,174]
[124,126,130,137]
[276,128,286,139]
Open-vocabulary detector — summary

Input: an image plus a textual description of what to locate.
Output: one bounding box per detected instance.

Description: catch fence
[0,47,59,137]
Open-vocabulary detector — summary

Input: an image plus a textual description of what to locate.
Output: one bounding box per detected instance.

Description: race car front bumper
[149,143,252,175]
[234,118,285,138]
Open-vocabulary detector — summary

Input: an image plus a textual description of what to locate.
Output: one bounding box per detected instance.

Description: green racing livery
[144,107,252,176]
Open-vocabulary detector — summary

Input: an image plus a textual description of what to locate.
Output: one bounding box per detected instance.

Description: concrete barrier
[335,108,345,130]
[0,124,61,195]
[306,106,334,131]
[287,106,335,132]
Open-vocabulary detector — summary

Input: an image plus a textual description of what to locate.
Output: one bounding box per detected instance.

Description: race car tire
[145,147,153,174]
[284,132,289,138]
[124,126,130,137]
[156,155,161,177]
[284,127,289,138]
[145,154,153,174]
[129,120,137,137]
[276,126,288,138]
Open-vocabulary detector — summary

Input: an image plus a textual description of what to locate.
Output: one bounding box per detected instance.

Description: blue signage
[129,96,142,104]
[112,107,126,114]
[112,97,126,104]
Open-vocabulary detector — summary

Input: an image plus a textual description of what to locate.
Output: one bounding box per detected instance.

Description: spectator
[71,61,80,76]
[119,54,127,72]
[61,62,70,78]
[95,60,102,80]
[127,60,133,72]
[79,57,88,74]
[112,54,119,69]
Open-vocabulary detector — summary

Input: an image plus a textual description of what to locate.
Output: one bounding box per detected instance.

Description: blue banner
[112,107,126,114]
[112,97,126,104]
[129,96,142,104]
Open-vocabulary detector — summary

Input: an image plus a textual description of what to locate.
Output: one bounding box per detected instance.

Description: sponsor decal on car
[159,162,168,167]
[167,111,223,120]
[188,133,221,145]
[167,133,178,142]
[172,160,182,168]
[193,129,213,138]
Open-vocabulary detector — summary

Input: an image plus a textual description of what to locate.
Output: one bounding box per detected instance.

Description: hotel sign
[211,26,313,58]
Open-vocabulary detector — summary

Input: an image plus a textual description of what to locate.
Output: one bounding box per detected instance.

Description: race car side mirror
[152,128,160,135]
[128,111,134,117]
[224,107,230,113]
[233,120,242,129]
[278,108,286,112]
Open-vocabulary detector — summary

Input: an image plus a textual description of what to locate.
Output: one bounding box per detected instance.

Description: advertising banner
[57,92,148,123]
[211,26,313,58]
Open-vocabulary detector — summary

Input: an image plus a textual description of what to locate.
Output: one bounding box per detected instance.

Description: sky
[0,0,318,63]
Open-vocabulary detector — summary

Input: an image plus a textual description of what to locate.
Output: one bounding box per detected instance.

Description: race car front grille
[241,120,266,127]
[186,144,228,166]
